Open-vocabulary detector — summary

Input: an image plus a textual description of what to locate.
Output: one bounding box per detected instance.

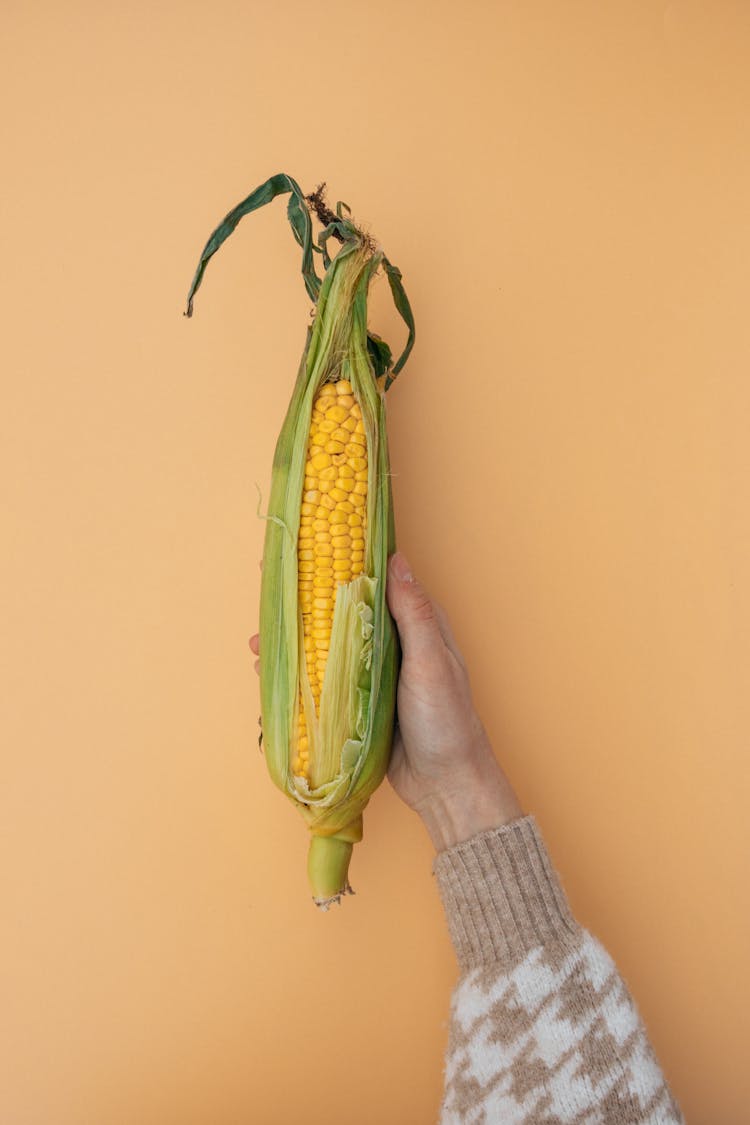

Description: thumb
[386,552,442,660]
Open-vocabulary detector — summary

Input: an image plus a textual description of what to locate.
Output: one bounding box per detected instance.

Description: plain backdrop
[2,2,748,1122]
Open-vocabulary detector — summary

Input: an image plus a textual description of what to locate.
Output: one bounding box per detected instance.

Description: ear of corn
[185,174,414,908]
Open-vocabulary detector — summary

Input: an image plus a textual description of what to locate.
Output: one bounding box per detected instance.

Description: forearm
[415,759,524,852]
[433,816,685,1125]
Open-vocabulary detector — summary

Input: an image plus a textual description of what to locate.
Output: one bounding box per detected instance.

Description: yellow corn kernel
[297,377,369,756]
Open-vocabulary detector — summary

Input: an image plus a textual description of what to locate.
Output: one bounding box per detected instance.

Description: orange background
[2,2,748,1122]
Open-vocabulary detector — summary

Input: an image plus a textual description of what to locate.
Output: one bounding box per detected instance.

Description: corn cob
[295,378,368,780]
[185,174,415,907]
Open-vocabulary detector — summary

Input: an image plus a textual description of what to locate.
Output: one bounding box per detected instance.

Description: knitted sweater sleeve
[433,815,685,1124]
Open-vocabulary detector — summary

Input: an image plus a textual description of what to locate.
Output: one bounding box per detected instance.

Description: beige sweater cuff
[432,814,580,972]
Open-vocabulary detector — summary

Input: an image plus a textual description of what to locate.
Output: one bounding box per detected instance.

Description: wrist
[416,761,523,853]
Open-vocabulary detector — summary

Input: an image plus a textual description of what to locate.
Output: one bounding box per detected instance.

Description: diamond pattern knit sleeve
[433,816,685,1124]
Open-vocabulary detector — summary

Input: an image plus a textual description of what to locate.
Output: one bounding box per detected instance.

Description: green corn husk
[185,174,415,908]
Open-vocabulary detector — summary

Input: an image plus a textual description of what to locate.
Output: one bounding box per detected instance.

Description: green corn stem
[307,816,363,910]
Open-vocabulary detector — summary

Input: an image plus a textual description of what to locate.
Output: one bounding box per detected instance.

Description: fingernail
[390,551,413,583]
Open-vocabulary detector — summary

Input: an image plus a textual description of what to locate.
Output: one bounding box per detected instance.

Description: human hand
[384,551,523,851]
[248,551,522,853]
